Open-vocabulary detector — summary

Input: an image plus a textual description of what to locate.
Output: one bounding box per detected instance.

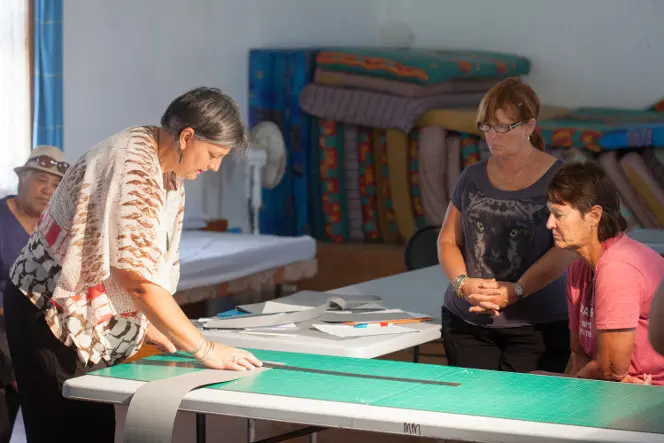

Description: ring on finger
[232,355,239,364]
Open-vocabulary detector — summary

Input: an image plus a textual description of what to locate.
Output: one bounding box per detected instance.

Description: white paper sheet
[312,323,418,338]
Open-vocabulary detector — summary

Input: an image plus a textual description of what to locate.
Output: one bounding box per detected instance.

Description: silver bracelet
[198,341,215,363]
[191,335,206,356]
[453,274,468,298]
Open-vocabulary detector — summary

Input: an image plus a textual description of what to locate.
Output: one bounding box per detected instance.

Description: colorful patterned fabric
[418,127,449,225]
[343,125,364,241]
[446,134,462,200]
[308,119,324,240]
[249,49,317,236]
[643,148,664,190]
[386,129,417,241]
[314,69,496,97]
[539,108,664,152]
[357,128,381,242]
[10,127,184,365]
[374,129,402,244]
[316,48,530,85]
[649,98,664,113]
[600,123,664,149]
[300,83,485,133]
[598,152,658,229]
[319,120,348,242]
[460,133,481,168]
[407,129,427,230]
[620,153,664,227]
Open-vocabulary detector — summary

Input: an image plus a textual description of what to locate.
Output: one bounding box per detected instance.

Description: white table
[333,265,447,320]
[201,268,446,359]
[68,268,448,443]
[64,371,659,443]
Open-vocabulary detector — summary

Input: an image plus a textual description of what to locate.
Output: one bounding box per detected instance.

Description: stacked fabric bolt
[300,47,531,243]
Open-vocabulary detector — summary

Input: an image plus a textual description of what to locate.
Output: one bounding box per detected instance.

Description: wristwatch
[514,282,524,299]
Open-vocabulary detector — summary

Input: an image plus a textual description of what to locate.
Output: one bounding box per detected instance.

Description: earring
[178,149,183,164]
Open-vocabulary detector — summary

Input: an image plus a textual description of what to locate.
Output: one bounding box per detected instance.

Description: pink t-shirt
[567,233,664,385]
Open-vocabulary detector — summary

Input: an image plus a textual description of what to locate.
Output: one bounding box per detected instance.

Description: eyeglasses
[29,155,70,174]
[477,121,523,134]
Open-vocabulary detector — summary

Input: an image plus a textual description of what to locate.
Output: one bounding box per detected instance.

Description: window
[0,0,31,198]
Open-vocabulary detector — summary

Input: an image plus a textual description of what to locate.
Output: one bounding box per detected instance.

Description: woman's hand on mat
[145,324,177,353]
[203,344,263,371]
[468,282,518,315]
[620,373,652,385]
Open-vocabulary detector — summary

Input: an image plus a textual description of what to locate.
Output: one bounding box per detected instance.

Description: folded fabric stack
[299,47,531,243]
[542,107,664,232]
[248,47,664,245]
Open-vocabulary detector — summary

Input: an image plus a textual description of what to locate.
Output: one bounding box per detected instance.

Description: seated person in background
[438,77,575,374]
[546,162,664,385]
[0,146,66,441]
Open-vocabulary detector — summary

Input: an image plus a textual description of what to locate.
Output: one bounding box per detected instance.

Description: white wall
[63,0,260,228]
[381,0,664,109]
[64,0,664,231]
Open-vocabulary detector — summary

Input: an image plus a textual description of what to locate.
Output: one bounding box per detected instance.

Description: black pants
[442,308,570,373]
[3,281,115,443]
[0,385,19,443]
[0,316,19,443]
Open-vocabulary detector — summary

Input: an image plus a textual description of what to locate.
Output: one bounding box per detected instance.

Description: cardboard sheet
[204,295,382,329]
[123,368,269,443]
[237,291,383,314]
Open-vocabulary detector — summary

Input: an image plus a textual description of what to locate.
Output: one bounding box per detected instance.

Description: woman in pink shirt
[546,162,664,385]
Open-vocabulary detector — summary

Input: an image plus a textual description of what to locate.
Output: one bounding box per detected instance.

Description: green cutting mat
[91,349,664,435]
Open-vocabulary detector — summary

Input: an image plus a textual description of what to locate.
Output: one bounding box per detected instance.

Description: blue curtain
[248,49,318,237]
[32,0,63,149]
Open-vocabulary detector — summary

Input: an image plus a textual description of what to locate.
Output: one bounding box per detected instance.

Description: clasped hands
[459,277,519,315]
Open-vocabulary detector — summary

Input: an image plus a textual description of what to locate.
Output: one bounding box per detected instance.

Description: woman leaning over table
[3,87,262,443]
[437,78,576,374]
[546,162,664,385]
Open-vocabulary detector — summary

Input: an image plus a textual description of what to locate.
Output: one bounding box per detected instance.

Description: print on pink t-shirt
[566,233,664,385]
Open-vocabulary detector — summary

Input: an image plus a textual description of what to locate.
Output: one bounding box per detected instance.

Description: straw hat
[14,145,69,178]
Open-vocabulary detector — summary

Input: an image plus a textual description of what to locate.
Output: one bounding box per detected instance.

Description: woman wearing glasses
[3,87,262,442]
[0,146,65,443]
[437,78,575,373]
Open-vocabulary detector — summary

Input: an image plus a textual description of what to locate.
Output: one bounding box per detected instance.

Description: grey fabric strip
[123,367,270,443]
[204,295,382,329]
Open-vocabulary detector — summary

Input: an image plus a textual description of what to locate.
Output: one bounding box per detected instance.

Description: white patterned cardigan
[10,126,185,365]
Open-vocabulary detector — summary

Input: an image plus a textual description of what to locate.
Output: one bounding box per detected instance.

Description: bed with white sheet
[173,230,317,306]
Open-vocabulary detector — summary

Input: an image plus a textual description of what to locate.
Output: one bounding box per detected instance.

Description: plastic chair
[404,225,441,270]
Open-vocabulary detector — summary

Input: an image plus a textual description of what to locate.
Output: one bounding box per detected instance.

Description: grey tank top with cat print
[443,159,568,328]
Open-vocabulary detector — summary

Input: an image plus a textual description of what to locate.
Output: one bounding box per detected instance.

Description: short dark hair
[547,162,627,241]
[161,87,248,157]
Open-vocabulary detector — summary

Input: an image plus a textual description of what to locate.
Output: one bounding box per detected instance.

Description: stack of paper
[312,323,417,338]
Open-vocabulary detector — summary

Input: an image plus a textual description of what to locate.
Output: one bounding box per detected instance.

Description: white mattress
[176,231,316,290]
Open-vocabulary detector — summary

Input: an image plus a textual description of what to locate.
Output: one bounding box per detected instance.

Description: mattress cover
[177,231,317,290]
[316,47,530,84]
